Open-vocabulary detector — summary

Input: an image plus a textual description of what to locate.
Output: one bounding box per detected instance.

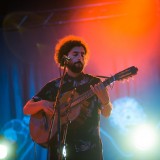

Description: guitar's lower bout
[30,111,56,148]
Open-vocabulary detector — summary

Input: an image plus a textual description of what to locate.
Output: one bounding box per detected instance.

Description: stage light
[0,144,8,159]
[131,124,157,151]
[109,97,146,134]
[0,135,17,160]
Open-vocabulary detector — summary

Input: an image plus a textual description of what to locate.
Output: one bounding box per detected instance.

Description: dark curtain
[0,28,56,160]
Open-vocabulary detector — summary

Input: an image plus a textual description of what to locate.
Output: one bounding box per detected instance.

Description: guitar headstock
[114,66,138,81]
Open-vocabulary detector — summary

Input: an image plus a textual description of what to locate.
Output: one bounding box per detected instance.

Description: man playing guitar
[23,35,112,160]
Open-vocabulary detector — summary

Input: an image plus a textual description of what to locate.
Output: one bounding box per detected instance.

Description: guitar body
[29,90,81,147]
[30,111,54,147]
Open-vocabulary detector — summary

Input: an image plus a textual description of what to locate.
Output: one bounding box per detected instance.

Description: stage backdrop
[0,2,160,159]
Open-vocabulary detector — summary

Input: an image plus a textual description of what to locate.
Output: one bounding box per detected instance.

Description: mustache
[74,61,83,65]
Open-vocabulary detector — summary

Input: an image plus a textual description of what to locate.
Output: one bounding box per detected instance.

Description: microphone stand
[48,60,68,160]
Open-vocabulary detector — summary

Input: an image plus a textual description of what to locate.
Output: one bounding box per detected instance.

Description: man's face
[67,46,86,73]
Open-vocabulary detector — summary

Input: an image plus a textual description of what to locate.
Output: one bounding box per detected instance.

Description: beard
[67,61,84,73]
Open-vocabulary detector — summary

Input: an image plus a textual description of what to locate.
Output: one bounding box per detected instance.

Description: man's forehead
[70,46,85,52]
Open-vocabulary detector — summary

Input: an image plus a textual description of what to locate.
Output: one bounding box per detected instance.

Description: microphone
[60,55,71,66]
[63,55,71,62]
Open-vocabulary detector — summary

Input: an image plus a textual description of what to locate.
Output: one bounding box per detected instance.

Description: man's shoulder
[84,73,100,81]
[83,73,100,85]
[48,77,61,83]
[43,77,61,88]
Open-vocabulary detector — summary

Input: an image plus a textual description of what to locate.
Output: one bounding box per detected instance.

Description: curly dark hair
[54,35,89,67]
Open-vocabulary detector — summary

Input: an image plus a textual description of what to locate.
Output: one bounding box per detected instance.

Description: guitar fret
[70,78,113,108]
[71,89,94,107]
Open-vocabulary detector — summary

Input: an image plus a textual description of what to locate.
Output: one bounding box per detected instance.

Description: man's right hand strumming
[23,99,55,116]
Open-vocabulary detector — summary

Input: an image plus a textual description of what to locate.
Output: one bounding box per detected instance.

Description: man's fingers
[90,83,106,93]
[43,106,54,115]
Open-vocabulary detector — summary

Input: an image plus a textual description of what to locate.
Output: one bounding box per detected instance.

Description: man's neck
[67,70,82,78]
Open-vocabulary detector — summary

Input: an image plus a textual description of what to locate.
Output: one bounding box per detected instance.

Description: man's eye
[74,53,78,56]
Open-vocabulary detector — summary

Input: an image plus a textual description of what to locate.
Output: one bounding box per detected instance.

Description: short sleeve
[32,80,58,102]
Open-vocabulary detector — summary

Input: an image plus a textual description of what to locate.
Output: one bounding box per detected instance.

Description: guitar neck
[70,66,138,108]
[70,76,115,107]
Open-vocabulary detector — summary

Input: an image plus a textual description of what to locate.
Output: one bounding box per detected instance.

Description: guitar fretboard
[70,76,115,108]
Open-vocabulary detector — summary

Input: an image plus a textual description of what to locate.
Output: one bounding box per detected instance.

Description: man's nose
[77,54,83,60]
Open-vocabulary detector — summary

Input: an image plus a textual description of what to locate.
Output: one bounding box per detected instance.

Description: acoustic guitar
[29,66,138,147]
